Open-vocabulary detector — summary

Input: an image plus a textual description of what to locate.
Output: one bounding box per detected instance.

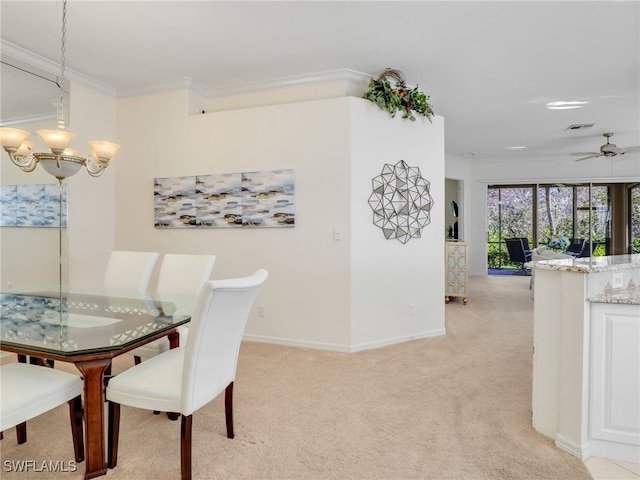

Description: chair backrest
[505,238,528,263]
[578,240,597,258]
[103,251,159,292]
[566,239,585,255]
[156,254,216,296]
[181,269,268,415]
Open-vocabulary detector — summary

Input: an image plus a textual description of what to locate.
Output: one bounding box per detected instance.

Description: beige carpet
[0,275,593,480]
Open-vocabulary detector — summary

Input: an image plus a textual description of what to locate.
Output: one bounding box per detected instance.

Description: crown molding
[207,68,372,97]
[2,40,373,100]
[1,40,116,98]
[117,69,372,99]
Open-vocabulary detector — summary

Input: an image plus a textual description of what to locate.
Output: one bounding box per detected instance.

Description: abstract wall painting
[0,183,68,228]
[154,169,295,229]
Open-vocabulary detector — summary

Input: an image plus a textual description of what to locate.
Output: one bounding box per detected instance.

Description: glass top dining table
[0,287,194,480]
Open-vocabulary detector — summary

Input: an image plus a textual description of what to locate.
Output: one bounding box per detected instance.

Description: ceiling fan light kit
[570,132,640,162]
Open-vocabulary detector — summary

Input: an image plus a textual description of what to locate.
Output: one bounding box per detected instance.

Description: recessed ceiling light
[546,100,589,110]
[505,146,527,150]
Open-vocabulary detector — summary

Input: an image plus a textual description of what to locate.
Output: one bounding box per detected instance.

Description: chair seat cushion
[0,363,83,430]
[106,347,185,413]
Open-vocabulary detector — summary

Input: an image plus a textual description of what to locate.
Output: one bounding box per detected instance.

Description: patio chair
[505,238,532,270]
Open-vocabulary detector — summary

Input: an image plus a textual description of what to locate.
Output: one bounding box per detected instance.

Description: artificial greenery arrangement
[362,69,434,122]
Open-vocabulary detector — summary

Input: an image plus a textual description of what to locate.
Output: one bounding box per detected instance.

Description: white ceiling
[1,1,639,164]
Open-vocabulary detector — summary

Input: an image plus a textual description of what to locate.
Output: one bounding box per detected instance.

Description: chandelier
[0,0,120,180]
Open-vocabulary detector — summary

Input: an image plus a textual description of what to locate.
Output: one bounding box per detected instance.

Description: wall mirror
[1,54,71,293]
[1,54,68,129]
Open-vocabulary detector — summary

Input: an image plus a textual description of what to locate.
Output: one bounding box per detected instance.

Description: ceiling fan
[571,132,640,162]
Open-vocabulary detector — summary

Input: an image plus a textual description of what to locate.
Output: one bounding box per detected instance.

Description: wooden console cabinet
[445,241,468,304]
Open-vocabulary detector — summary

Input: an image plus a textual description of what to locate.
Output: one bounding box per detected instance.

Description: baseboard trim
[555,434,591,460]
[242,328,446,353]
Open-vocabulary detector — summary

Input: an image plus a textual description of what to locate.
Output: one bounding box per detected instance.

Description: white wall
[67,82,118,288]
[107,90,445,351]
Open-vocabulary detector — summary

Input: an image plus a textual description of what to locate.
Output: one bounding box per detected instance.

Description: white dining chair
[106,269,268,480]
[103,250,160,293]
[130,253,216,363]
[0,362,85,463]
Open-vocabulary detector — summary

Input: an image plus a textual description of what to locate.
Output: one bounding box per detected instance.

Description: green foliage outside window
[486,183,637,270]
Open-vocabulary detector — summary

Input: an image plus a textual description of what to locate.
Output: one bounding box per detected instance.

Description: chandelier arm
[8,153,39,172]
[85,161,107,177]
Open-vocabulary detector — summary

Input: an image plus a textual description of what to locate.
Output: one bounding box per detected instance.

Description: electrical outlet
[612,272,623,289]
[258,305,266,317]
[333,227,342,241]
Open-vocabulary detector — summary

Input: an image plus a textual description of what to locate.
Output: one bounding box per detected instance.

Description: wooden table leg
[168,330,179,349]
[75,359,111,479]
[167,330,181,421]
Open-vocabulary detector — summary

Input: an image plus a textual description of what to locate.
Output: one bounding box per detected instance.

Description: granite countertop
[531,254,640,274]
[588,289,640,305]
[531,254,640,305]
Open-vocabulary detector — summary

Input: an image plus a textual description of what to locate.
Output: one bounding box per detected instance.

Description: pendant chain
[58,0,68,131]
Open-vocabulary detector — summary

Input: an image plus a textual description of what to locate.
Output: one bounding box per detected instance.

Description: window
[487,183,620,271]
[487,186,533,269]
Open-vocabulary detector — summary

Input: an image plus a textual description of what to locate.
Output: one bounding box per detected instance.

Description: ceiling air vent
[565,123,595,130]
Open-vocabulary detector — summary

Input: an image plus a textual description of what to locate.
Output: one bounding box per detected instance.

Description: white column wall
[350,99,446,348]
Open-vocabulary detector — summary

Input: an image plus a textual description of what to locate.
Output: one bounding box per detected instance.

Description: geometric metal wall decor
[154,169,295,228]
[367,160,433,244]
[0,183,68,228]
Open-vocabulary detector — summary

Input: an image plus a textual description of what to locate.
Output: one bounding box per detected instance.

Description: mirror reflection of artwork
[154,169,295,228]
[0,184,67,227]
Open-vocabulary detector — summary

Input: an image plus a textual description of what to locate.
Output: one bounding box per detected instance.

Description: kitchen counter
[532,254,640,305]
[530,254,639,464]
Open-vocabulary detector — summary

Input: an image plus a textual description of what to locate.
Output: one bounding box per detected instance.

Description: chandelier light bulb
[89,140,122,163]
[0,128,31,152]
[37,129,76,155]
[63,147,82,157]
[14,141,36,158]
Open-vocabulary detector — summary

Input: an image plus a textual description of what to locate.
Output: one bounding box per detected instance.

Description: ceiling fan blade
[619,146,640,154]
[574,154,602,162]
[570,152,599,156]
